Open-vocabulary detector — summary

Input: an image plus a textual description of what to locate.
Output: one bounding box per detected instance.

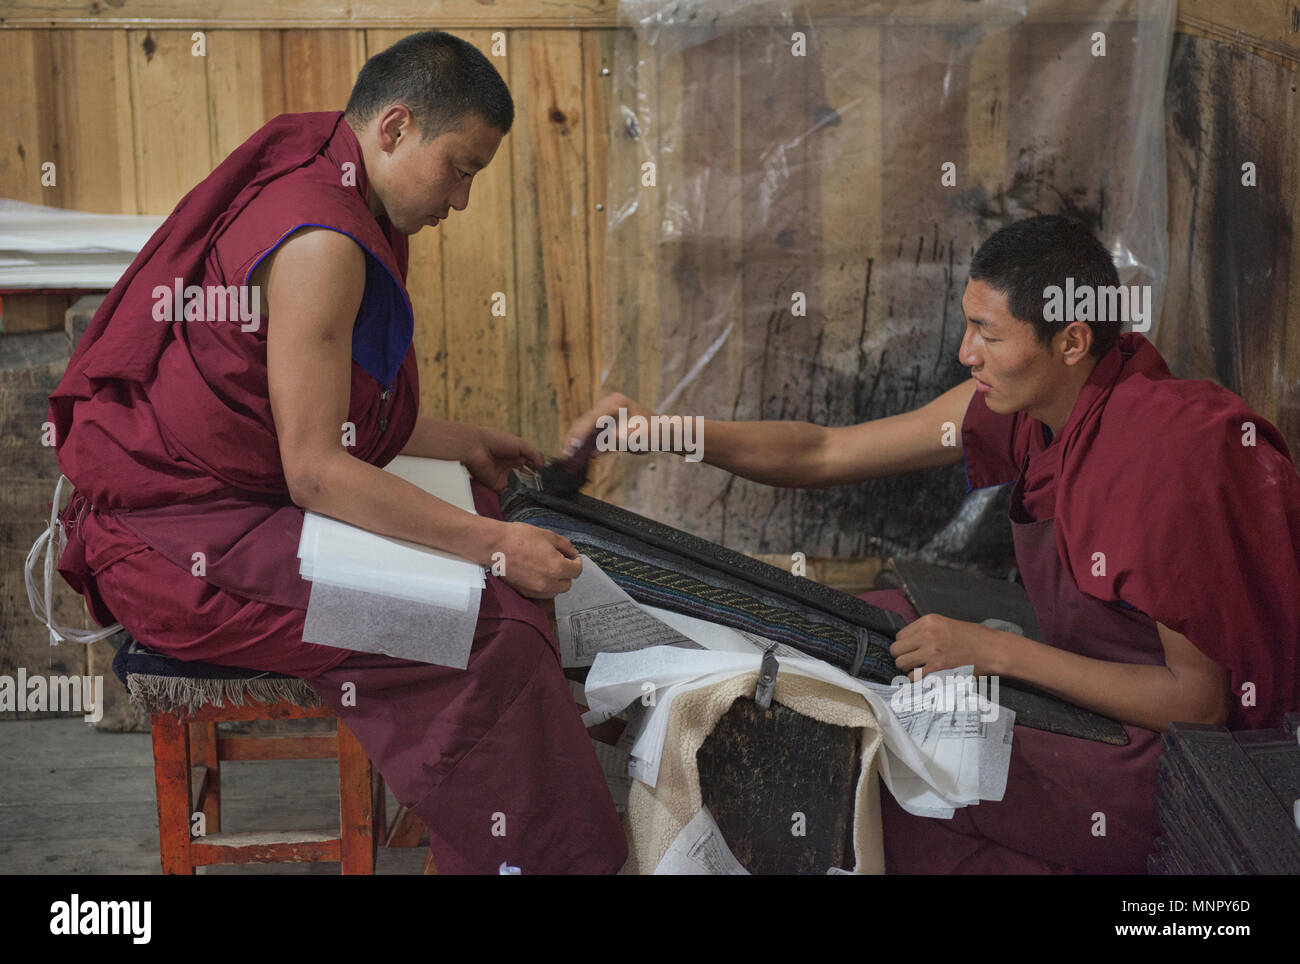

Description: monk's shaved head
[345,31,513,141]
[969,215,1121,358]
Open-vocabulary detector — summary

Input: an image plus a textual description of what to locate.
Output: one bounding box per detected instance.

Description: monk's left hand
[890,614,1000,678]
[462,427,544,493]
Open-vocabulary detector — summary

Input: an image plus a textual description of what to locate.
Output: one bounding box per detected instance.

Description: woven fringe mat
[126,673,321,716]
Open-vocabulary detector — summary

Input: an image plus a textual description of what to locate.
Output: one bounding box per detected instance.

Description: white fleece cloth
[622,670,885,875]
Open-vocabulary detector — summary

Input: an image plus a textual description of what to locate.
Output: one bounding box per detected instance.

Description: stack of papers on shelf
[0,197,163,289]
[297,456,486,668]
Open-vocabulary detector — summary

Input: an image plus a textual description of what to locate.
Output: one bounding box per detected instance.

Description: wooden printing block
[697,697,860,874]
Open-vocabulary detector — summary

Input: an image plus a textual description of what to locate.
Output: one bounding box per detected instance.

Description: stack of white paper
[297,456,485,608]
[297,457,486,668]
[0,197,163,289]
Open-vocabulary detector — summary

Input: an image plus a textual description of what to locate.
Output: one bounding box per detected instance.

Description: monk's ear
[375,104,415,152]
[1060,320,1093,365]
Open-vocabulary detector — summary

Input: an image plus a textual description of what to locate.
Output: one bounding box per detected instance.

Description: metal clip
[755,644,779,709]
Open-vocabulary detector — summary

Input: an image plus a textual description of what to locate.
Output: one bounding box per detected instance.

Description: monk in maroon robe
[49,31,627,874]
[567,215,1300,873]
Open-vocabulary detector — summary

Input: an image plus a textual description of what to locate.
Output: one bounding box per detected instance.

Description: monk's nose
[959,327,979,369]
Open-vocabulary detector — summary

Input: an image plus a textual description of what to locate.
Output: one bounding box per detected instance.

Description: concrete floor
[0,717,427,874]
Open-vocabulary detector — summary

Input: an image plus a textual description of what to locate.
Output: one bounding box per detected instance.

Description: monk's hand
[462,427,544,493]
[890,614,999,678]
[495,522,582,599]
[562,391,658,458]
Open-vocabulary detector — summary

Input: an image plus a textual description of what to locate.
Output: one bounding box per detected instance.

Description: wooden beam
[216,734,338,760]
[0,0,620,30]
[190,830,341,865]
[2,0,1298,68]
[336,720,376,874]
[150,710,194,874]
[1177,0,1300,69]
[169,700,333,723]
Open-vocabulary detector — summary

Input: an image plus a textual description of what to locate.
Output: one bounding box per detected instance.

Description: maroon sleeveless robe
[868,336,1300,873]
[49,110,551,674]
[47,111,627,872]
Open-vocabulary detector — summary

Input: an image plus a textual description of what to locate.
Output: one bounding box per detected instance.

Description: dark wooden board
[697,696,860,874]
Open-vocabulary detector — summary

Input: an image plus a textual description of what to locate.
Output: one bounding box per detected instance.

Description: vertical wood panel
[813,23,883,346]
[127,29,213,214]
[438,29,519,434]
[207,30,286,161]
[812,22,883,434]
[581,29,617,489]
[582,29,615,418]
[639,31,747,532]
[728,23,814,550]
[0,30,63,207]
[1160,33,1299,454]
[282,29,366,113]
[965,27,1010,192]
[510,30,590,452]
[1283,68,1300,451]
[52,30,137,213]
[592,27,659,500]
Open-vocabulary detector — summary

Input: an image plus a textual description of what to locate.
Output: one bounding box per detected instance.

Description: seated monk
[48,30,627,874]
[567,214,1300,874]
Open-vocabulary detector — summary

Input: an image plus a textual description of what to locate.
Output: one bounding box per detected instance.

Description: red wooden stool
[150,698,385,874]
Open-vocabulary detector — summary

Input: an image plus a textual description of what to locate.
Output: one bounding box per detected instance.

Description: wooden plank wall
[0,26,621,447]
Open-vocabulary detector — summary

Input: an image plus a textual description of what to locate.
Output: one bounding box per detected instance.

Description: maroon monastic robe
[49,110,555,673]
[962,333,1299,730]
[47,111,627,873]
[872,333,1300,873]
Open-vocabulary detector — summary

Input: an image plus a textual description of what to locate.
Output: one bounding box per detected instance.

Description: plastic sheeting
[599,0,1174,560]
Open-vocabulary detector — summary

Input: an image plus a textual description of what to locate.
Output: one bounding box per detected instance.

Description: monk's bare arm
[986,621,1231,732]
[399,417,479,461]
[396,416,504,461]
[265,227,578,596]
[564,380,975,488]
[804,378,976,486]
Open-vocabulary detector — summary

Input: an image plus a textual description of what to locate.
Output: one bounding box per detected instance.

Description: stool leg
[371,767,387,869]
[188,721,221,833]
[151,711,195,875]
[336,719,375,875]
[385,805,428,848]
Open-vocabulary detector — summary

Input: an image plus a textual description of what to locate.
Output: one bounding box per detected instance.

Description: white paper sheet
[554,555,700,666]
[0,198,163,289]
[652,807,750,875]
[298,458,484,608]
[301,575,482,669]
[297,457,485,668]
[590,734,633,813]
